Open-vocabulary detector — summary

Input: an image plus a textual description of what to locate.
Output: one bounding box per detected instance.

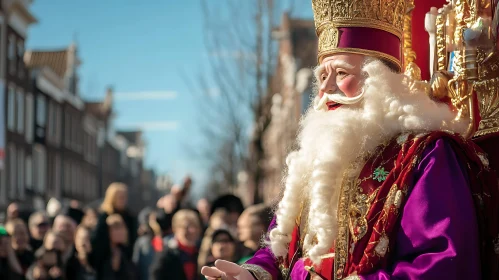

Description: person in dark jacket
[25,248,63,280]
[149,209,202,280]
[6,219,35,276]
[66,226,96,280]
[28,212,50,253]
[98,214,137,280]
[0,226,23,280]
[89,182,137,275]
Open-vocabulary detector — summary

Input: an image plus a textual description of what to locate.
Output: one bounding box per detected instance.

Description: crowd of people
[0,178,273,280]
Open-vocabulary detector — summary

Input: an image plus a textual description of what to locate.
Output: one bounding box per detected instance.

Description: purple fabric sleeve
[244,218,284,280]
[361,139,481,280]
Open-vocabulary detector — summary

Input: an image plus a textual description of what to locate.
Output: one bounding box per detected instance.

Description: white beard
[268,59,466,264]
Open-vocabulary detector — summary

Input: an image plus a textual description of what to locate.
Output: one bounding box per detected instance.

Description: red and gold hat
[312,0,408,71]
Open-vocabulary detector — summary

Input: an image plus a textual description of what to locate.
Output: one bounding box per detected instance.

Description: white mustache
[313,90,365,111]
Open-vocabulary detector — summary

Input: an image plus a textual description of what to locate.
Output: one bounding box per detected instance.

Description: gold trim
[318,48,401,71]
[335,161,364,280]
[316,19,403,39]
[240,264,272,280]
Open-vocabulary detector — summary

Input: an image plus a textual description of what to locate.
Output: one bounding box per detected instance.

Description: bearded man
[201,0,499,279]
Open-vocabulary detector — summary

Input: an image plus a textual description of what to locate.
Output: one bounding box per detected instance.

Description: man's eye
[321,74,327,81]
[337,71,347,76]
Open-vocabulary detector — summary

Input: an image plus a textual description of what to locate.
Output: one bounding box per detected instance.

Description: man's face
[12,223,29,250]
[44,233,65,252]
[237,213,265,242]
[30,214,50,240]
[174,219,201,246]
[113,190,128,211]
[7,203,19,220]
[53,217,75,244]
[316,53,364,111]
[211,233,235,260]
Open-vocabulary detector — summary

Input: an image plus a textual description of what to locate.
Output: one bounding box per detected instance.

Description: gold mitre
[312,0,408,70]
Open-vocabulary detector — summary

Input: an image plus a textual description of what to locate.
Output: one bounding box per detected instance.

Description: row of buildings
[0,0,161,214]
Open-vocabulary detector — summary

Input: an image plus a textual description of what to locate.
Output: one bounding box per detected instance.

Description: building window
[64,160,71,195]
[17,41,24,79]
[8,144,16,199]
[65,110,71,148]
[55,106,62,145]
[54,155,61,198]
[47,101,53,143]
[36,95,47,127]
[25,93,34,143]
[8,34,16,75]
[71,163,76,196]
[16,88,24,134]
[25,156,33,190]
[33,145,46,193]
[7,85,15,131]
[17,149,24,200]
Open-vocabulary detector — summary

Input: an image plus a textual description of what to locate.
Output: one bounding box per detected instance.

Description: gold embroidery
[393,190,403,209]
[349,188,378,242]
[383,184,398,211]
[318,24,339,50]
[335,160,364,280]
[374,234,390,257]
[240,264,272,280]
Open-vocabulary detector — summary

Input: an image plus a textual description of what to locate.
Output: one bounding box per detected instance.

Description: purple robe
[245,139,481,279]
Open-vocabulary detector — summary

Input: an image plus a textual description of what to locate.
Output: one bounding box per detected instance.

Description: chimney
[102,85,114,112]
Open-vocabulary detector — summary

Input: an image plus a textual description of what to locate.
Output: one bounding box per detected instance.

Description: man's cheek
[339,77,361,97]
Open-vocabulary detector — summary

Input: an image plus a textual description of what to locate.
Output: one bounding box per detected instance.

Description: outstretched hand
[201,260,255,280]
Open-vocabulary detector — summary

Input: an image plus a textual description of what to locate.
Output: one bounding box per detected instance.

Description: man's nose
[319,74,336,98]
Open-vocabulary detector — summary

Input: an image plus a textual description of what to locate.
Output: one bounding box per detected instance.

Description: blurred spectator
[6,218,35,275]
[28,212,50,252]
[155,177,193,237]
[52,215,79,280]
[197,209,229,268]
[42,231,65,253]
[0,225,23,279]
[196,198,211,228]
[210,194,244,237]
[150,209,202,280]
[72,226,96,280]
[52,215,76,261]
[62,200,85,225]
[155,194,179,237]
[206,229,237,266]
[236,204,272,263]
[90,182,137,271]
[25,248,63,280]
[132,207,155,280]
[81,208,98,230]
[97,214,136,280]
[7,202,20,221]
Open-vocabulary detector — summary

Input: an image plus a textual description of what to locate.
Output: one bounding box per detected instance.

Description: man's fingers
[201,266,223,277]
[215,260,242,276]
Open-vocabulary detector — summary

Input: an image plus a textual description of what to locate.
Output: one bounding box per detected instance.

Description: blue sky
[26,0,313,198]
